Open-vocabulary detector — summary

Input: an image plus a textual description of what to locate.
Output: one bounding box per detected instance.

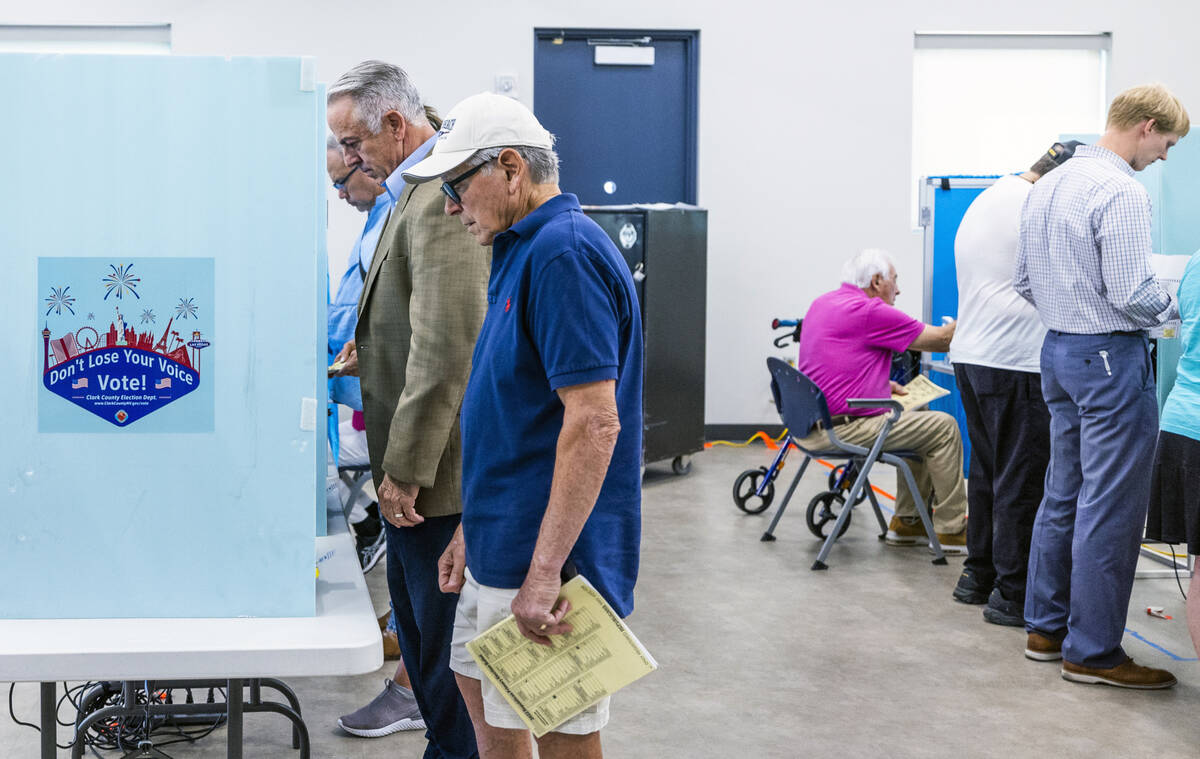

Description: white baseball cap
[402,92,554,183]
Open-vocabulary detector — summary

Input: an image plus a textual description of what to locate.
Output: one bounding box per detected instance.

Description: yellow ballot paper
[892,374,950,411]
[465,575,658,737]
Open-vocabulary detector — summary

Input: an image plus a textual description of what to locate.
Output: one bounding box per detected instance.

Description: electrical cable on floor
[7,682,78,750]
[1168,543,1188,601]
[705,428,790,449]
[8,681,230,755]
[147,687,226,749]
[60,681,87,725]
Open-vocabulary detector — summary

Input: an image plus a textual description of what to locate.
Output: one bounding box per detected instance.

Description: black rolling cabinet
[583,204,707,473]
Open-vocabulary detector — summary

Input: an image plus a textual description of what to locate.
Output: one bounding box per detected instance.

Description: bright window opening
[912,32,1109,225]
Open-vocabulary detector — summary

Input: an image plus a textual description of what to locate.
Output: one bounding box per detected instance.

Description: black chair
[760,358,947,569]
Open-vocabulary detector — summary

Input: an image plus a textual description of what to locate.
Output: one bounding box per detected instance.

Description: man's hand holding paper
[512,567,573,646]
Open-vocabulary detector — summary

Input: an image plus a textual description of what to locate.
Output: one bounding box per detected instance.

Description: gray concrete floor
[5,444,1199,757]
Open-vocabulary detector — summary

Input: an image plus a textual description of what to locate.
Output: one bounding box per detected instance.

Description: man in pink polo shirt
[794,248,967,551]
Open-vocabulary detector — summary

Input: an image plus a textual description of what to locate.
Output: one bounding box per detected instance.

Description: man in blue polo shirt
[403,92,643,759]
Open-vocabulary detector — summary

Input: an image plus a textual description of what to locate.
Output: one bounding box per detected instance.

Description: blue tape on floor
[1124,627,1199,661]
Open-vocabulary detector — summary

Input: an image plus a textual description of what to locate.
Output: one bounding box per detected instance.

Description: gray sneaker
[337,680,426,738]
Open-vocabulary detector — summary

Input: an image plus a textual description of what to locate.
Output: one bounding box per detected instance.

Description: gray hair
[841,248,895,288]
[328,60,429,133]
[462,143,560,185]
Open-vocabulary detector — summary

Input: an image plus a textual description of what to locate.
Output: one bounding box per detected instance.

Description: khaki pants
[793,410,967,534]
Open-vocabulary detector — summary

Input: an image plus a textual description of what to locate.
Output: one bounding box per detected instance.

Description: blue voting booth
[921,138,1200,477]
[0,53,327,619]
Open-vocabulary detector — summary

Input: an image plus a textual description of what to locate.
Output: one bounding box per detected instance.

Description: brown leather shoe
[885,516,925,545]
[1025,631,1063,661]
[382,628,403,660]
[377,611,390,632]
[930,530,967,556]
[1062,658,1177,689]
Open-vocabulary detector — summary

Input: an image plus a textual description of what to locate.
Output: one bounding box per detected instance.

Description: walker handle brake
[772,318,802,348]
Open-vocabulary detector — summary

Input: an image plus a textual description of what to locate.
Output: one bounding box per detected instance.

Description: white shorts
[449,568,610,735]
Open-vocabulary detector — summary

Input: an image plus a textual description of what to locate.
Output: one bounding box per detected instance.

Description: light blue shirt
[1014,144,1177,333]
[328,191,389,411]
[1161,251,1200,441]
[383,133,438,203]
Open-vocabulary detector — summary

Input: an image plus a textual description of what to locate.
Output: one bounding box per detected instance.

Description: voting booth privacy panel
[0,54,326,619]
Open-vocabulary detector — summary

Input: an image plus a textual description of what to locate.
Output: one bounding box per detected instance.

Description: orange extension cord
[707,429,897,501]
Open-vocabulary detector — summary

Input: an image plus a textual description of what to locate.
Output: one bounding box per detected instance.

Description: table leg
[40,682,55,759]
[259,678,303,749]
[227,678,243,759]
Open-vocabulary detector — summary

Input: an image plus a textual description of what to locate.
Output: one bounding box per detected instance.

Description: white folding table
[0,532,382,758]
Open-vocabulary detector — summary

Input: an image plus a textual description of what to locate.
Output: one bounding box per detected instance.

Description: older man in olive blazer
[329,61,488,759]
[355,181,487,518]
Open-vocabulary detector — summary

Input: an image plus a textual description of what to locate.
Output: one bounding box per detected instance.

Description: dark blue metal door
[534,29,698,205]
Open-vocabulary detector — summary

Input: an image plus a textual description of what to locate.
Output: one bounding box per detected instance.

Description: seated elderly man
[793,248,966,551]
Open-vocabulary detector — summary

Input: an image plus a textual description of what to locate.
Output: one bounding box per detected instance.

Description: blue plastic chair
[760,358,947,569]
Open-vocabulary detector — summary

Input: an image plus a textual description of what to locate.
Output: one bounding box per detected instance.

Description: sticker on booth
[38,258,214,432]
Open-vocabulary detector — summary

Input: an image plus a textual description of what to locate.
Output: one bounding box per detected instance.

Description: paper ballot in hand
[1150,253,1188,339]
[891,374,950,411]
[465,575,657,737]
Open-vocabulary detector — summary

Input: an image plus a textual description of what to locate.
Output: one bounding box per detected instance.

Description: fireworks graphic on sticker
[140,309,156,325]
[44,286,77,316]
[102,263,141,301]
[175,297,198,320]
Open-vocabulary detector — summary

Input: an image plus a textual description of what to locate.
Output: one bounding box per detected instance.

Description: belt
[817,414,855,432]
[1049,329,1144,337]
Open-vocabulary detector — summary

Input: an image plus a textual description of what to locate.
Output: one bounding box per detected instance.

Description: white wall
[12,0,1200,424]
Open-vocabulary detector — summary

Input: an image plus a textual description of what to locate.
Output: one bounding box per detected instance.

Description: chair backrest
[767,357,834,436]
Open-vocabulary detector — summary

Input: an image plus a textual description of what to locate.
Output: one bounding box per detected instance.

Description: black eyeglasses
[441,161,489,205]
[333,165,358,191]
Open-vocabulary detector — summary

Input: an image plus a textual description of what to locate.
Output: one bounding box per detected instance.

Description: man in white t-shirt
[949,141,1081,625]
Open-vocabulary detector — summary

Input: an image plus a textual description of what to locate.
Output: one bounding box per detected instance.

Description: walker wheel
[806,491,852,539]
[827,464,868,505]
[733,468,774,514]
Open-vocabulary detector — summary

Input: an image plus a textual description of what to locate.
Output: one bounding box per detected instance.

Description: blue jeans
[1024,331,1158,668]
[386,514,478,759]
